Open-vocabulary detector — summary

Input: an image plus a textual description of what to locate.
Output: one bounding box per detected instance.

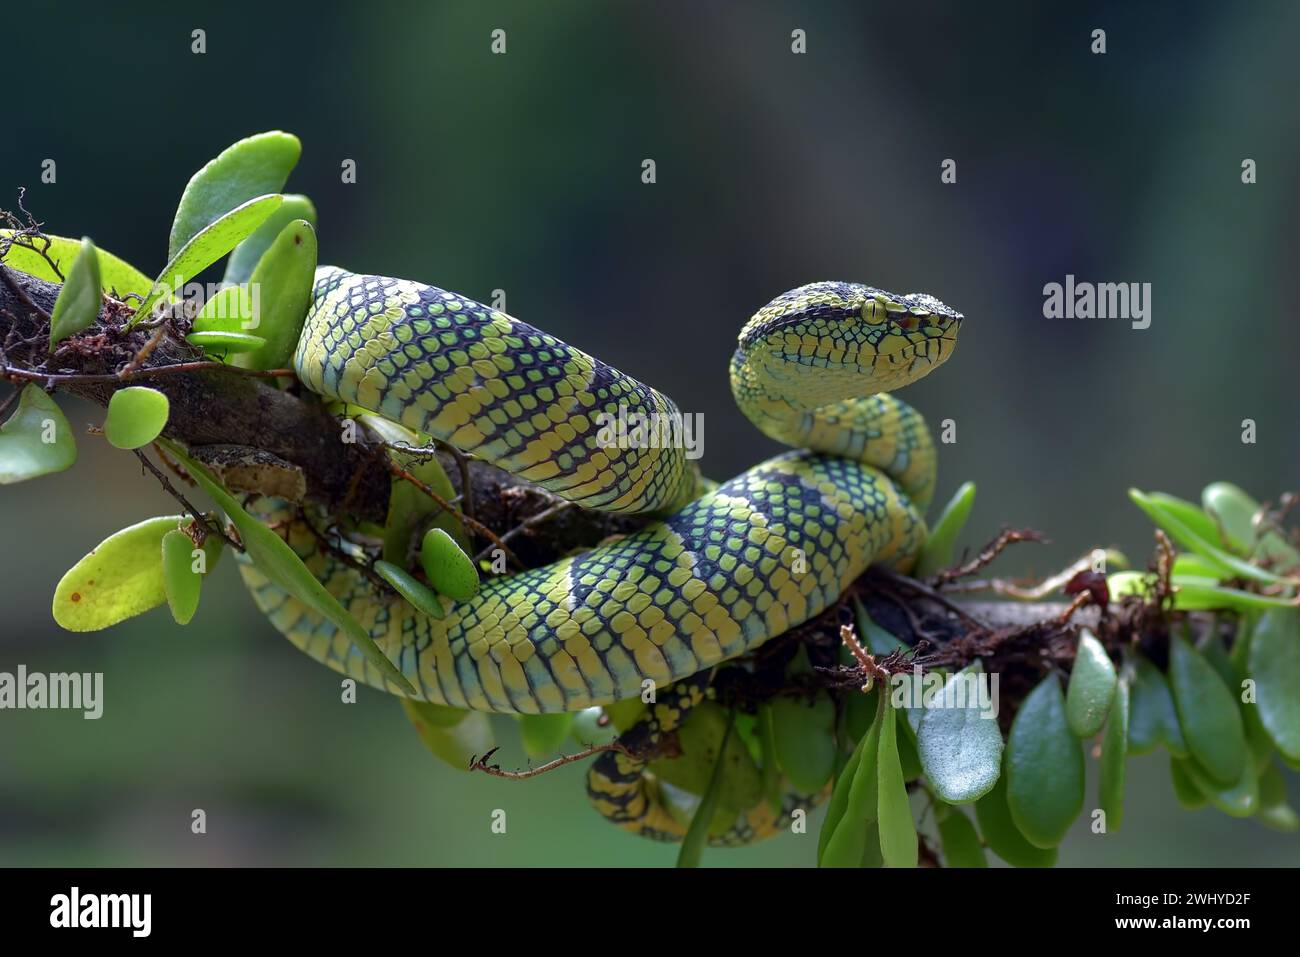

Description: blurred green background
[2,0,1297,866]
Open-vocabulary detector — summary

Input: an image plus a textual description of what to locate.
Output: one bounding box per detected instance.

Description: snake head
[857,287,963,378]
[738,281,963,397]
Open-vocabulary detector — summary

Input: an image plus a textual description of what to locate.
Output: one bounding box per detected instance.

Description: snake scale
[237,266,963,845]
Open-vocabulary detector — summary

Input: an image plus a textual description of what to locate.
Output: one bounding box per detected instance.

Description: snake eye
[861,298,886,324]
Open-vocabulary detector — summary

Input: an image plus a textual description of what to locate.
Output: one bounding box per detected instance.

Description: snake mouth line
[867,333,959,372]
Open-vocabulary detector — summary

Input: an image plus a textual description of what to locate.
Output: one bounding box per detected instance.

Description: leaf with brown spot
[53,515,187,631]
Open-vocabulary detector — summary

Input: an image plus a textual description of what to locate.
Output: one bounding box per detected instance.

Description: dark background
[1,1,1297,865]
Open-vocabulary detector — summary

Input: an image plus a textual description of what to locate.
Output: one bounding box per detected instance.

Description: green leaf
[405,698,471,728]
[853,597,907,655]
[133,194,284,324]
[895,714,924,783]
[232,219,316,370]
[186,330,267,355]
[1257,762,1300,832]
[1199,628,1238,689]
[1169,579,1297,612]
[0,230,152,297]
[857,822,884,867]
[935,803,987,867]
[876,701,917,867]
[914,480,975,577]
[52,515,185,630]
[1129,488,1288,585]
[677,710,734,868]
[0,385,75,483]
[1109,571,1296,613]
[402,697,492,770]
[161,528,204,625]
[975,771,1058,867]
[368,416,471,559]
[1182,755,1259,818]
[1126,653,1187,757]
[421,527,480,601]
[1066,629,1117,737]
[1244,703,1275,774]
[570,706,617,746]
[1203,481,1300,570]
[770,693,837,793]
[650,700,761,817]
[845,685,877,742]
[1099,676,1129,830]
[757,703,783,811]
[168,131,301,260]
[373,559,446,620]
[1139,490,1226,545]
[820,692,884,867]
[818,734,865,865]
[518,713,573,758]
[1249,608,1300,762]
[192,284,251,331]
[604,696,646,732]
[913,668,1003,804]
[1006,674,1084,848]
[1169,758,1208,810]
[162,441,416,695]
[47,237,101,351]
[1168,634,1246,786]
[224,194,317,285]
[104,386,169,449]
[1230,610,1256,674]
[1172,552,1229,580]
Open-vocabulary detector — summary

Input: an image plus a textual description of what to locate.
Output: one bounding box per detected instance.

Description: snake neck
[729,348,938,510]
[727,281,960,511]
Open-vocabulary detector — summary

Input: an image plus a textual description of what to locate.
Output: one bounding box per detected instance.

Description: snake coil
[239,268,963,844]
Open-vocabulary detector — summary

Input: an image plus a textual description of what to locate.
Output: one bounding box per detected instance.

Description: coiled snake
[238,268,963,845]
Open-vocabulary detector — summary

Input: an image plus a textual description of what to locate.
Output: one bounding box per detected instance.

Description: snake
[236,267,963,845]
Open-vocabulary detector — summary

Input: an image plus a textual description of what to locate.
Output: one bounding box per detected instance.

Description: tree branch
[0,269,650,562]
[2,266,1229,728]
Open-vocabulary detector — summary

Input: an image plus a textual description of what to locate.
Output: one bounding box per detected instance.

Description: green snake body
[239,268,962,843]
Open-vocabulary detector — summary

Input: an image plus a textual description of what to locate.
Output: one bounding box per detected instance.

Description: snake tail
[586,671,828,846]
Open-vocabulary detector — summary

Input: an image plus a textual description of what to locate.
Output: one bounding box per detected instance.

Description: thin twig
[135,449,243,551]
[468,740,660,780]
[296,508,393,592]
[930,527,1049,588]
[839,622,888,690]
[474,499,576,563]
[2,195,64,281]
[377,440,441,459]
[1154,529,1176,610]
[868,569,983,628]
[939,548,1117,601]
[436,438,477,524]
[1253,493,1300,564]
[375,438,477,524]
[1051,590,1093,627]
[381,456,521,567]
[120,324,167,376]
[1,360,295,386]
